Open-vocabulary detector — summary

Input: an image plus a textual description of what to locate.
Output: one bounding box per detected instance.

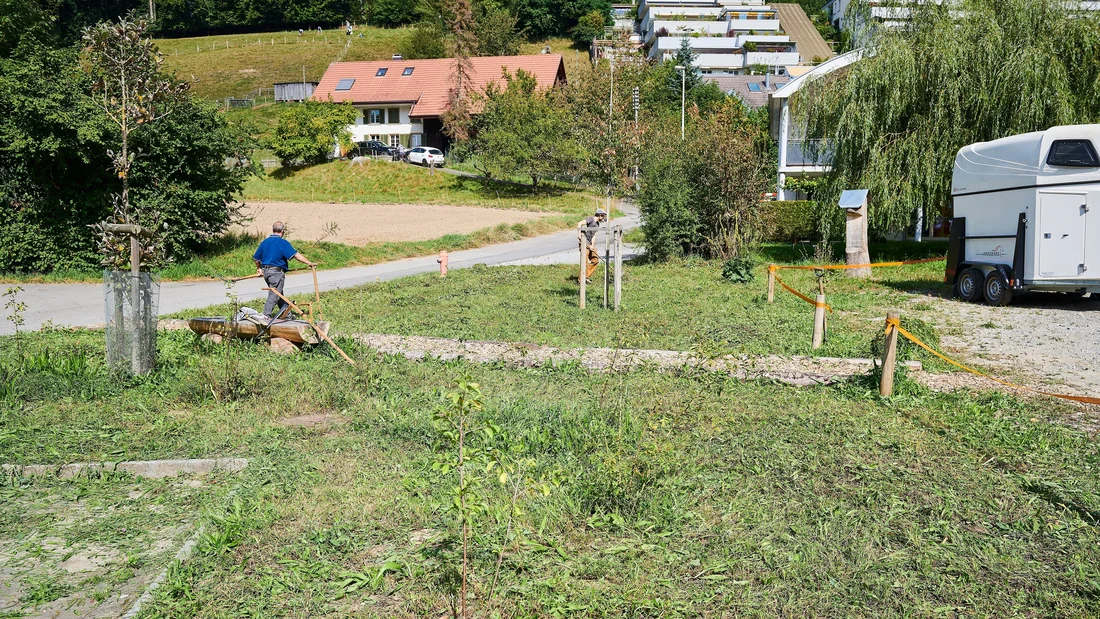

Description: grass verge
[0,329,1097,616]
[0,216,578,284]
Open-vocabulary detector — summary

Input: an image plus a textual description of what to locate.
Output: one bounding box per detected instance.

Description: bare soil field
[235,201,557,244]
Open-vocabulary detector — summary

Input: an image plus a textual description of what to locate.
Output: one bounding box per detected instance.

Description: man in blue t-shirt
[252,222,316,317]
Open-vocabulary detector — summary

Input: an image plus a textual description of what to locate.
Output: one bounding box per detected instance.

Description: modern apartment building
[638,0,830,75]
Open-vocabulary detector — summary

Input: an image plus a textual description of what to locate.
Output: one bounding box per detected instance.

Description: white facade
[827,0,1100,31]
[769,50,863,200]
[346,104,424,148]
[640,0,802,74]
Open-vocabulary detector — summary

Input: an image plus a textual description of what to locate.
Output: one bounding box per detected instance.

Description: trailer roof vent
[1047,139,1099,167]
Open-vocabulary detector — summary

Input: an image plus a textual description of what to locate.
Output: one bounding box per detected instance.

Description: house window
[411,134,422,147]
[376,67,388,77]
[369,135,380,142]
[368,109,382,124]
[402,67,414,76]
[389,135,400,147]
[747,83,762,92]
[387,108,401,123]
[335,78,355,91]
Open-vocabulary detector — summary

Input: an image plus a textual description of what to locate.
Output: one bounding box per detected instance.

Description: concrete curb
[1,457,249,480]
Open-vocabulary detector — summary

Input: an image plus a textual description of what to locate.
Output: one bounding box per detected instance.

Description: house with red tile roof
[312,54,567,152]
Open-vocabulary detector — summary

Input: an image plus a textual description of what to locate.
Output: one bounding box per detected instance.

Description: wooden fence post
[880,312,900,396]
[767,265,776,303]
[578,231,587,310]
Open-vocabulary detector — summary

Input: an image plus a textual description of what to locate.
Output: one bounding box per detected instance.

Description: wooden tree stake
[880,312,900,396]
[613,227,622,312]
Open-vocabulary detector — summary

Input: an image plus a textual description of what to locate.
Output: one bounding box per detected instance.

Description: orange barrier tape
[775,257,946,271]
[885,318,1100,406]
[772,270,832,312]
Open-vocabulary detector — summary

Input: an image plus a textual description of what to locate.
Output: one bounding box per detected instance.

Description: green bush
[720,257,756,283]
[760,200,817,242]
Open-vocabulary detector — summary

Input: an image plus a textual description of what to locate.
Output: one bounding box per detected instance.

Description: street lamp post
[674,65,686,140]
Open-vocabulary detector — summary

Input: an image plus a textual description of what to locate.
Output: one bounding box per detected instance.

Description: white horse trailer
[947,125,1100,305]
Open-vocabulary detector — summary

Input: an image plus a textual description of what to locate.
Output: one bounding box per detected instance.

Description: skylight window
[747,83,762,92]
[376,67,388,77]
[402,67,414,76]
[335,78,355,91]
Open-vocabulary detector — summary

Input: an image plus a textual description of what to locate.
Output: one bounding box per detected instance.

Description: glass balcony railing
[785,140,832,167]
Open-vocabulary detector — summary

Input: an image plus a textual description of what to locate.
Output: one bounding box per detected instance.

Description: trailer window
[1047,139,1100,167]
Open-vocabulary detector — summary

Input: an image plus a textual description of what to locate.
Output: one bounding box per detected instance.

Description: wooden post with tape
[880,312,900,396]
[811,271,826,350]
[767,265,776,303]
[811,294,826,350]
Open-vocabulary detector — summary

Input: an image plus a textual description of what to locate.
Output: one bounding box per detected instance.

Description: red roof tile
[312,54,566,118]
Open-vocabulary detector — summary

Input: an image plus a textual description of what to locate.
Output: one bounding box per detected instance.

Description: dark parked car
[355,140,394,157]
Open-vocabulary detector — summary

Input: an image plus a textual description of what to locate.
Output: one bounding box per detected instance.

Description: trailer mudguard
[945,217,965,284]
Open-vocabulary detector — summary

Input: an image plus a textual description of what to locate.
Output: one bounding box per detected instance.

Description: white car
[407,147,445,167]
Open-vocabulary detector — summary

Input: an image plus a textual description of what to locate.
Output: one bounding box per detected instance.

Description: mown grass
[172,240,946,363]
[0,328,1098,616]
[241,159,602,212]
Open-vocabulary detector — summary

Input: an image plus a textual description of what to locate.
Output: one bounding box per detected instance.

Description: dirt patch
[277,413,346,428]
[234,202,557,244]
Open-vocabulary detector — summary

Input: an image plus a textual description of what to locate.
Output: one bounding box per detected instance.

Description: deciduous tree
[271,100,356,166]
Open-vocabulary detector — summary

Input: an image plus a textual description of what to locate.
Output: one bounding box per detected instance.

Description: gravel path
[353,332,921,387]
[235,201,556,244]
[907,292,1100,398]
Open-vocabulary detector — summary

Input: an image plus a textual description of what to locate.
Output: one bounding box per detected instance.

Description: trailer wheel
[955,267,985,302]
[983,271,1013,306]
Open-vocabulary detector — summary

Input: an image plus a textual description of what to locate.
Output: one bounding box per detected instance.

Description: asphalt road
[4,206,638,334]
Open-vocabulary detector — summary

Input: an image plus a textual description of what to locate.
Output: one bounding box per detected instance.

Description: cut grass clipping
[1,328,1098,616]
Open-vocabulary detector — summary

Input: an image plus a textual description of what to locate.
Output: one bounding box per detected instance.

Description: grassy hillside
[157,27,580,100]
[241,160,599,212]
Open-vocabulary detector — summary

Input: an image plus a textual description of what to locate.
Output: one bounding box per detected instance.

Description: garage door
[1038,192,1088,278]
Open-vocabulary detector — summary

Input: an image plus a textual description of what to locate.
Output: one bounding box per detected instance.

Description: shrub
[760,200,817,242]
[721,257,756,283]
[399,22,447,60]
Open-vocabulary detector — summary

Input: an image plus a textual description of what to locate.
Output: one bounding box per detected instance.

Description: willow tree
[795,0,1100,236]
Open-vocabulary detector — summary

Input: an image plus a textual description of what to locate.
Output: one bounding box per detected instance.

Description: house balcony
[744,50,801,67]
[781,139,831,171]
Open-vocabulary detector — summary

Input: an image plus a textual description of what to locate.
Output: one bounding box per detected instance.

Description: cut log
[187,317,329,344]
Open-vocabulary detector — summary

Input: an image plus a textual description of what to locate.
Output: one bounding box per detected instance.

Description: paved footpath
[5,206,639,334]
